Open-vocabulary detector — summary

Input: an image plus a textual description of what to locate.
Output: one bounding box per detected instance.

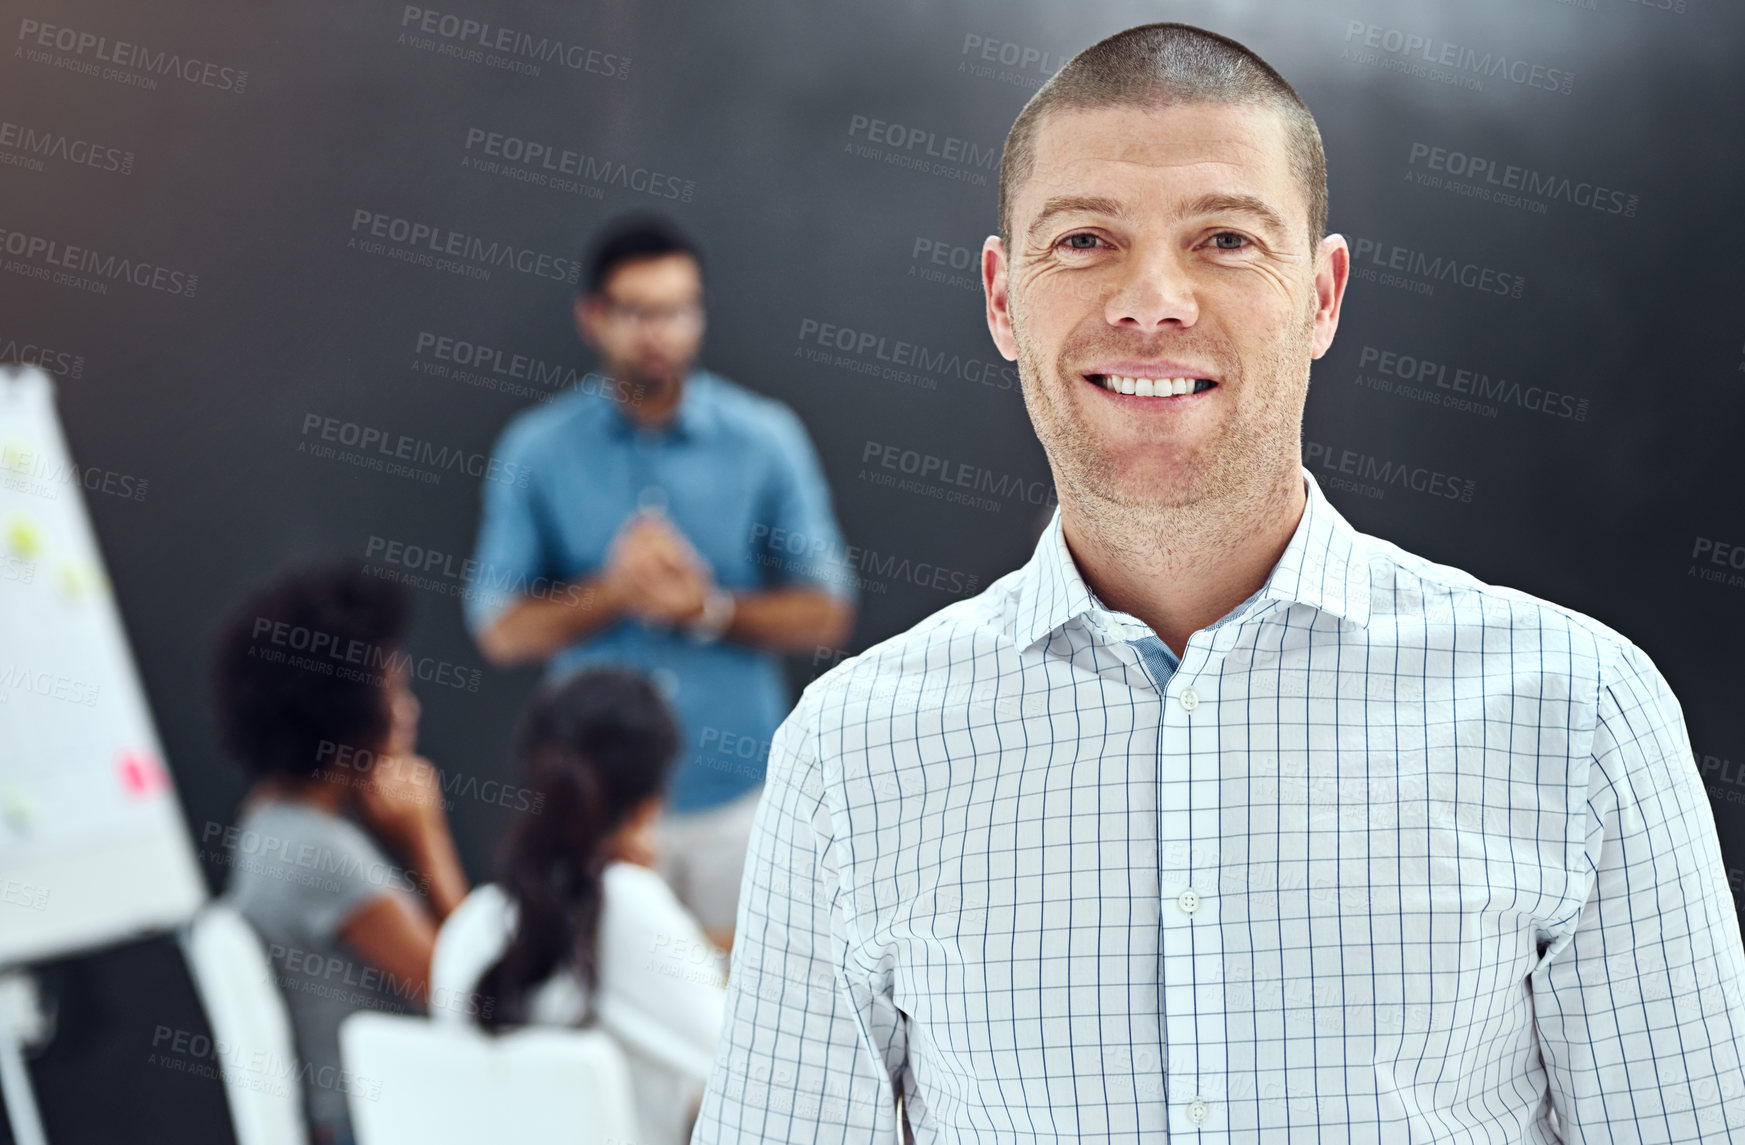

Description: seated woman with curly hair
[212,564,469,1145]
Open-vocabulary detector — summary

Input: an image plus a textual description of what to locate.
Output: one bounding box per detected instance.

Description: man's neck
[1058,467,1306,659]
[616,366,688,427]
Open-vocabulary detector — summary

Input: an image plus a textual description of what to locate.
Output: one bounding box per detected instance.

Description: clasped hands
[598,509,717,629]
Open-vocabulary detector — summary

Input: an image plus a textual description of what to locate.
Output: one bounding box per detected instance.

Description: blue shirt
[465,367,856,814]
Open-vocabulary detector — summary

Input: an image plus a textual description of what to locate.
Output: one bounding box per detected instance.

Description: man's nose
[1103,249,1199,329]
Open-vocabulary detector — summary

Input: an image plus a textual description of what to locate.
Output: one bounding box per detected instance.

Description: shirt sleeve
[690,695,908,1143]
[1532,639,1745,1140]
[754,406,859,605]
[428,885,511,1025]
[595,863,727,1081]
[463,421,548,635]
[287,810,418,941]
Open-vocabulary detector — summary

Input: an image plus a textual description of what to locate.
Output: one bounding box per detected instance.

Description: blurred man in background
[466,214,855,951]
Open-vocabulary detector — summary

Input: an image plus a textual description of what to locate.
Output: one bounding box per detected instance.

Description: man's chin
[619,369,679,400]
[1075,450,1211,512]
[1101,483,1202,514]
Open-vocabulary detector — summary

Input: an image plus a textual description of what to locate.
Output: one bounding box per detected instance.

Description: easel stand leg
[0,969,50,1145]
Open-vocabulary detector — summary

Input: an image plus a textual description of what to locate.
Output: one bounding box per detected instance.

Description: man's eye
[1212,232,1249,250]
[1060,233,1102,250]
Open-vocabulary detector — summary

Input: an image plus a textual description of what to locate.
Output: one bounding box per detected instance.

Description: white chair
[338,1010,640,1145]
[179,901,309,1145]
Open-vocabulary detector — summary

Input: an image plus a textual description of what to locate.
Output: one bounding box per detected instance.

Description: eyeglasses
[598,295,706,330]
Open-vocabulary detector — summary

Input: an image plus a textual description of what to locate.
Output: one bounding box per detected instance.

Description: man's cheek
[1064,273,1120,309]
[1020,268,1107,325]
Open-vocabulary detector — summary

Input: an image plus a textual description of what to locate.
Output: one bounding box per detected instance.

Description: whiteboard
[0,365,206,967]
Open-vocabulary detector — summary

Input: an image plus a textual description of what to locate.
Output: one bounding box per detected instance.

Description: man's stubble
[1010,282,1317,562]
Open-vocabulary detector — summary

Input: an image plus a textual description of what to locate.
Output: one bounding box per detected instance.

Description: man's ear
[983,235,1018,362]
[574,294,598,349]
[1310,234,1350,361]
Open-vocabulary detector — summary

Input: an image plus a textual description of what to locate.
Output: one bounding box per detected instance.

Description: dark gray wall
[3,0,1742,1140]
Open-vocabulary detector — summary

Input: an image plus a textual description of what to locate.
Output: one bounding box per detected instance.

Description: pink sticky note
[118,750,168,797]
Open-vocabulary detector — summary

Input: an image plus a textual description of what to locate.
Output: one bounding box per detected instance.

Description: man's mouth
[1084,373,1218,398]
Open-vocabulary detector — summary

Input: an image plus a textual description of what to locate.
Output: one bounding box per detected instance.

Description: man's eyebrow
[1023,191,1291,243]
[1178,191,1289,237]
[1025,195,1128,243]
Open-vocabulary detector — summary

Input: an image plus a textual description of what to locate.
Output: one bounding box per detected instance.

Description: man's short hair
[581,213,706,296]
[999,23,1328,252]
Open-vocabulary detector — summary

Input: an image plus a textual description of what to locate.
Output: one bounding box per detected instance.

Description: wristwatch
[685,587,736,644]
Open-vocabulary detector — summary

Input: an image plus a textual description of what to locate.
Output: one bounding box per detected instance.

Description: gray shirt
[221,798,420,1140]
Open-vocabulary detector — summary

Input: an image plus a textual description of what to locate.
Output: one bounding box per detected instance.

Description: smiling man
[692,23,1745,1143]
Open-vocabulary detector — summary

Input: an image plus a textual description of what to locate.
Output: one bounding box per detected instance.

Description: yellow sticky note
[1,786,39,833]
[6,517,42,559]
[58,562,84,599]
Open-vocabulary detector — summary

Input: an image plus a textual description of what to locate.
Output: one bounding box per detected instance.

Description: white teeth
[1098,375,1209,396]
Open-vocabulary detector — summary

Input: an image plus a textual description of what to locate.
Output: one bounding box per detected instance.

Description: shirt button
[1177,888,1200,914]
[1178,687,1199,712]
[1186,1098,1209,1125]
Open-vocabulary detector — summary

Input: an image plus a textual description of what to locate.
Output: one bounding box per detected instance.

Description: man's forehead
[605,252,701,293]
[1020,102,1293,206]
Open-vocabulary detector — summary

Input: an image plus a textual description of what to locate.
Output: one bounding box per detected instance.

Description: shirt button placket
[1159,652,1223,1139]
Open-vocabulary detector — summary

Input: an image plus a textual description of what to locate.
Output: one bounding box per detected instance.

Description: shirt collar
[599,366,716,442]
[1010,465,1373,651]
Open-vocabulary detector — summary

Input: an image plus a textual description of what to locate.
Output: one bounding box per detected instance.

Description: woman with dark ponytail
[430,667,727,1145]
